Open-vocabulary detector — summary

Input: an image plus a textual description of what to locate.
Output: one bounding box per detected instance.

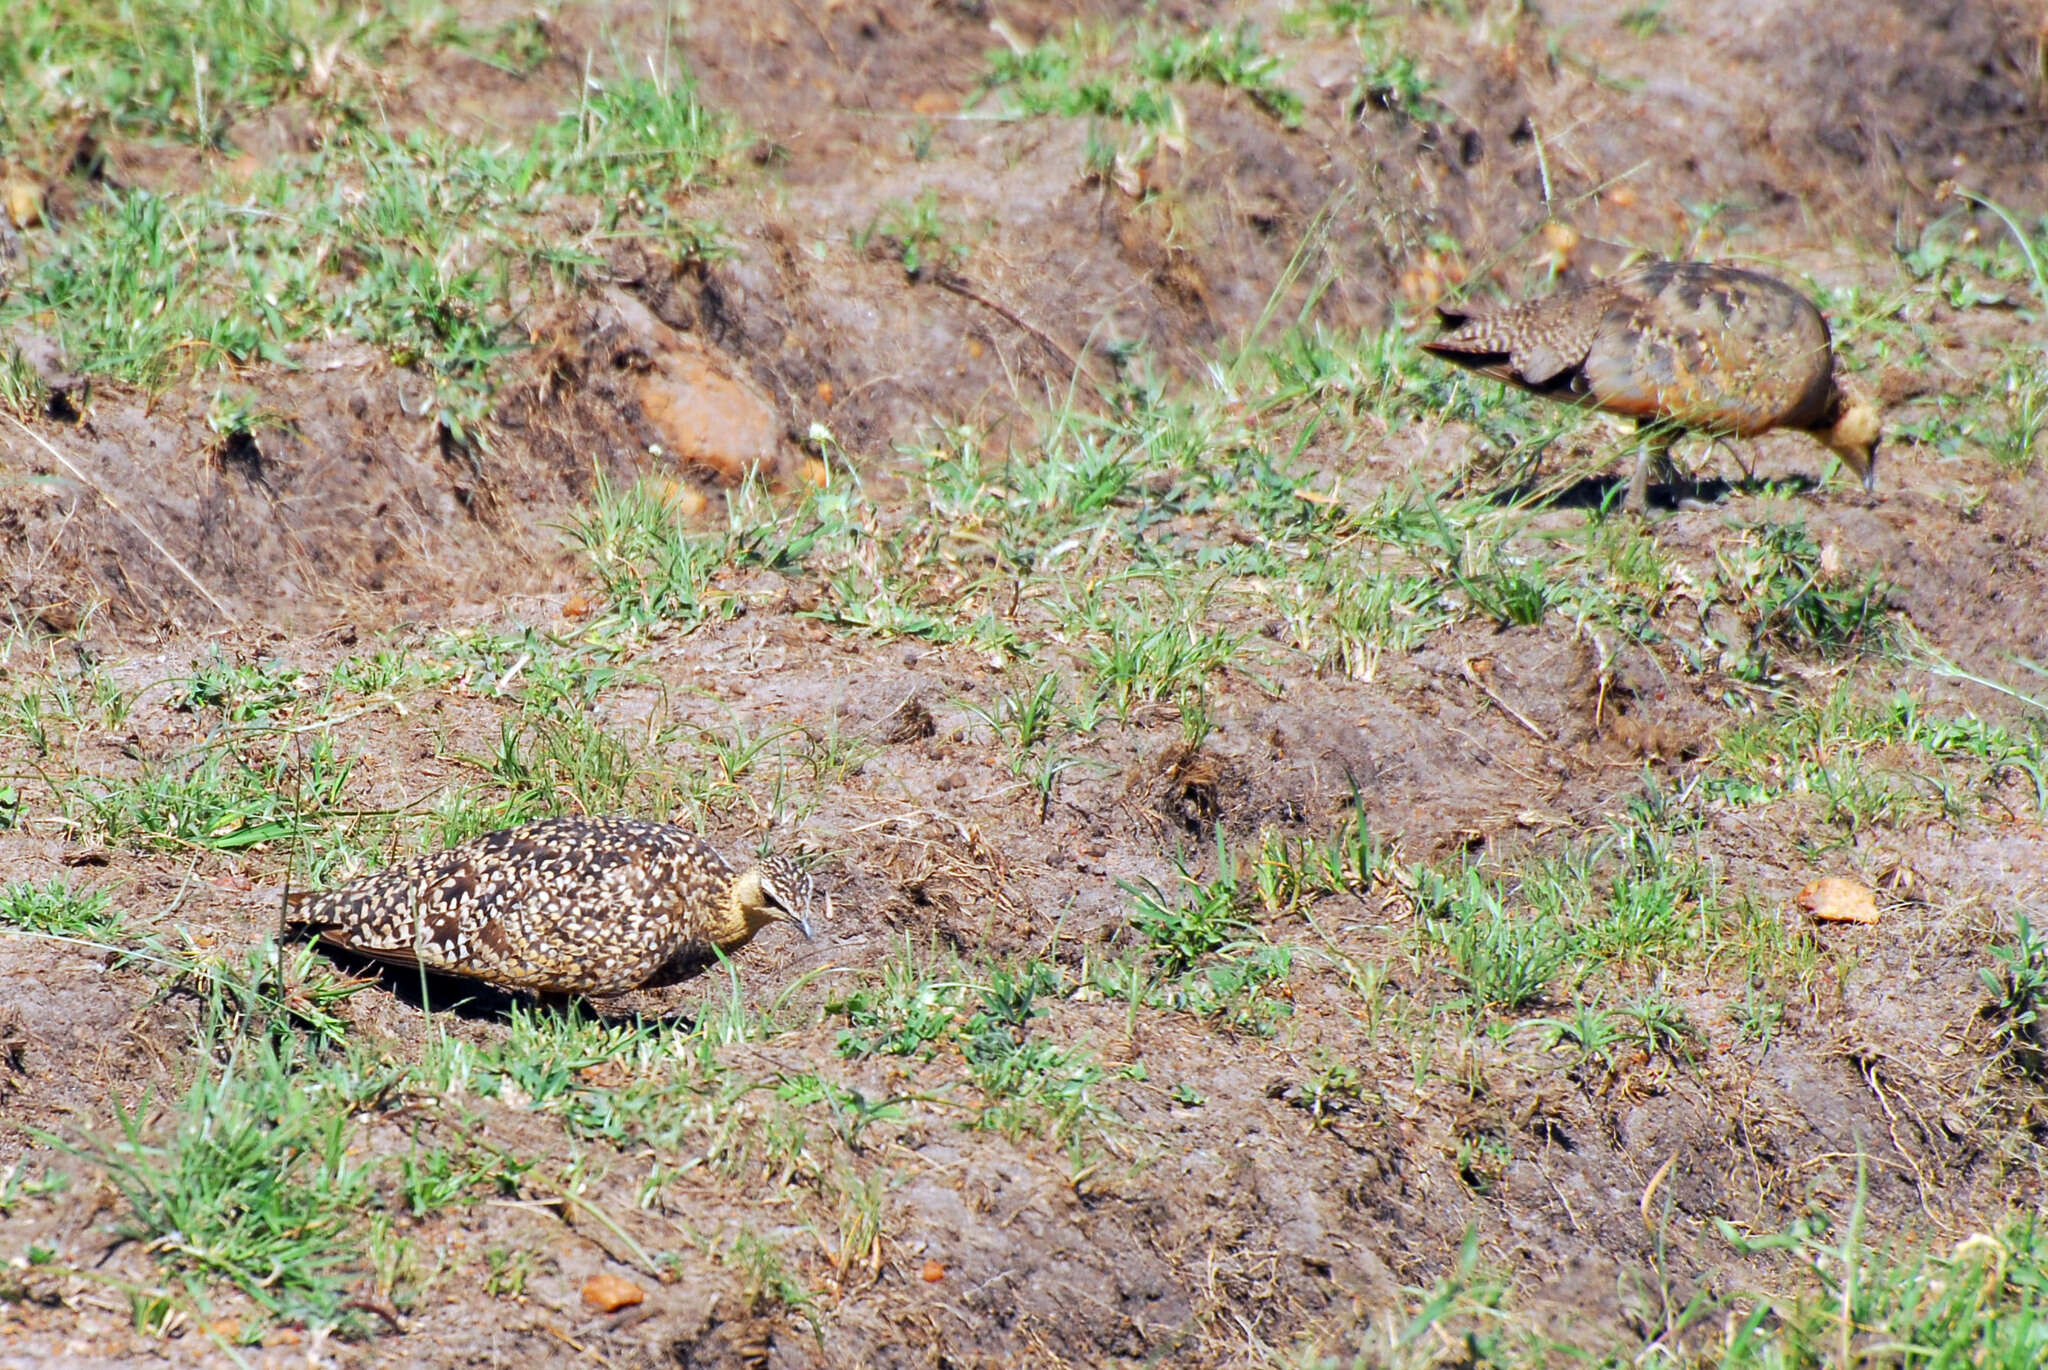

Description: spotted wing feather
[1423,286,1617,390]
[288,817,736,994]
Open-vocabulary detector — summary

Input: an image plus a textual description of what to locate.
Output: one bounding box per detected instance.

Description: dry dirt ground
[3,1,2048,1367]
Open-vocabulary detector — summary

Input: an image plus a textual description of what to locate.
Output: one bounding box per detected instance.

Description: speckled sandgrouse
[287,816,818,995]
[1422,261,1881,512]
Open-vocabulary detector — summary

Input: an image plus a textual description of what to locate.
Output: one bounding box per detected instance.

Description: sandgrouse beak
[759,862,821,939]
[783,887,820,940]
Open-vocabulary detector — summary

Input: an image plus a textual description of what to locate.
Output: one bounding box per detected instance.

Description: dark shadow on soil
[1492,472,1822,511]
[302,943,703,1029]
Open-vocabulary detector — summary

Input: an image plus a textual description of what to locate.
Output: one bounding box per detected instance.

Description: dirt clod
[1798,876,1882,925]
[878,696,937,744]
[1,175,42,230]
[581,1272,646,1314]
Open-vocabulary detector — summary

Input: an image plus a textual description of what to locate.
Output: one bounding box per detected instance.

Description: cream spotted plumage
[287,817,817,995]
[1423,261,1881,512]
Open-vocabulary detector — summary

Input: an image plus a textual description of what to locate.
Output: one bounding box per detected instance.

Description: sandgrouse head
[1820,378,1882,492]
[721,854,821,948]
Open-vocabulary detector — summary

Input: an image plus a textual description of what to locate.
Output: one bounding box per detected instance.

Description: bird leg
[1653,439,1684,494]
[1624,422,1676,515]
[1710,433,1757,485]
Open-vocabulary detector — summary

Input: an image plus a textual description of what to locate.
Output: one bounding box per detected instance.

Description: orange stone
[1797,876,1879,925]
[582,1272,646,1313]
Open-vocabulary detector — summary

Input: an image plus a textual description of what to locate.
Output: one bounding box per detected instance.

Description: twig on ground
[933,272,1090,380]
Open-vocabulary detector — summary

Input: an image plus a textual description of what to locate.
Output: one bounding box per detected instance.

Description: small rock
[3,176,44,230]
[599,287,787,485]
[1797,876,1879,925]
[1538,220,1579,275]
[657,479,710,517]
[582,1272,646,1313]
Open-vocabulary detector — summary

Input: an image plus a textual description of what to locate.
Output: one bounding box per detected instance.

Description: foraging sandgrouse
[1422,261,1881,512]
[287,817,818,995]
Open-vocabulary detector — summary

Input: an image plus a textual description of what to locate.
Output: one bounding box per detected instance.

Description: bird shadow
[1490,471,1819,511]
[312,944,714,1031]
